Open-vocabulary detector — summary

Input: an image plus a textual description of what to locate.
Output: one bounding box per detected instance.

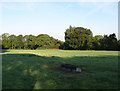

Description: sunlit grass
[2,49,118,89]
[1,49,118,57]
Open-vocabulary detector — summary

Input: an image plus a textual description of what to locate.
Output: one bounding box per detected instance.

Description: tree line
[0,33,63,49]
[0,25,120,50]
[60,26,119,50]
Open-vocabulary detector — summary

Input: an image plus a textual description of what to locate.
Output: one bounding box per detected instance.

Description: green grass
[1,49,119,89]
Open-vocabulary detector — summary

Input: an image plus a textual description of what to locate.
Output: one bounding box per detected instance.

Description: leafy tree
[1,30,118,51]
[100,33,117,50]
[8,34,18,49]
[27,35,36,49]
[118,40,120,51]
[108,33,117,50]
[23,35,29,49]
[2,33,10,49]
[92,35,103,50]
[0,34,2,49]
[2,33,9,40]
[64,25,93,50]
[17,35,24,49]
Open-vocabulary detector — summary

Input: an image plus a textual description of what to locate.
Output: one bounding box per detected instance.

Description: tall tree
[2,33,10,49]
[108,33,117,50]
[0,34,2,49]
[8,34,17,49]
[23,35,29,49]
[64,26,93,50]
[100,33,117,50]
[118,40,120,51]
[28,35,36,49]
[92,35,103,50]
[17,35,24,49]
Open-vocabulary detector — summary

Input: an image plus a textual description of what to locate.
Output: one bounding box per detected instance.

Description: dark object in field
[61,64,82,72]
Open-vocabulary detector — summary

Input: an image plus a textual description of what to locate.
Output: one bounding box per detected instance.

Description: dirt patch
[51,67,89,74]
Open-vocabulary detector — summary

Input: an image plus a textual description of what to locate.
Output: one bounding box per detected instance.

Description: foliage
[92,35,103,50]
[63,25,119,50]
[118,40,120,51]
[1,25,119,50]
[1,33,63,49]
[100,33,118,50]
[64,26,93,50]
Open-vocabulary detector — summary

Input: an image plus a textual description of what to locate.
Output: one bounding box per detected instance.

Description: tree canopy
[64,26,93,50]
[1,25,119,50]
[1,33,63,49]
[60,25,119,50]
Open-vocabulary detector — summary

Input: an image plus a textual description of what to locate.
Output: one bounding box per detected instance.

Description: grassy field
[1,49,118,89]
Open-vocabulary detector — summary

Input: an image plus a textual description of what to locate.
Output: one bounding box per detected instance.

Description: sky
[0,1,118,41]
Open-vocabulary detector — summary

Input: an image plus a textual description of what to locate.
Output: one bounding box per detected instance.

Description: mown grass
[2,49,119,89]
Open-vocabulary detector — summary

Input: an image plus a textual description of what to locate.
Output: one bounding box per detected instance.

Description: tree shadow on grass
[2,53,118,90]
[1,49,9,53]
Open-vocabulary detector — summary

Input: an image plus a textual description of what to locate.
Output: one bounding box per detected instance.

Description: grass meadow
[1,49,119,89]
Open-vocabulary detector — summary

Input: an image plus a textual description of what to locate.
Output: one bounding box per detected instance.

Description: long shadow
[2,53,118,89]
[1,49,9,53]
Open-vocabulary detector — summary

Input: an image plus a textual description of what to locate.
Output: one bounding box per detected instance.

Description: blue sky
[1,2,118,41]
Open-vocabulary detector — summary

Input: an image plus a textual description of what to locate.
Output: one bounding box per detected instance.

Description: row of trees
[0,25,120,50]
[1,33,63,49]
[60,26,119,50]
